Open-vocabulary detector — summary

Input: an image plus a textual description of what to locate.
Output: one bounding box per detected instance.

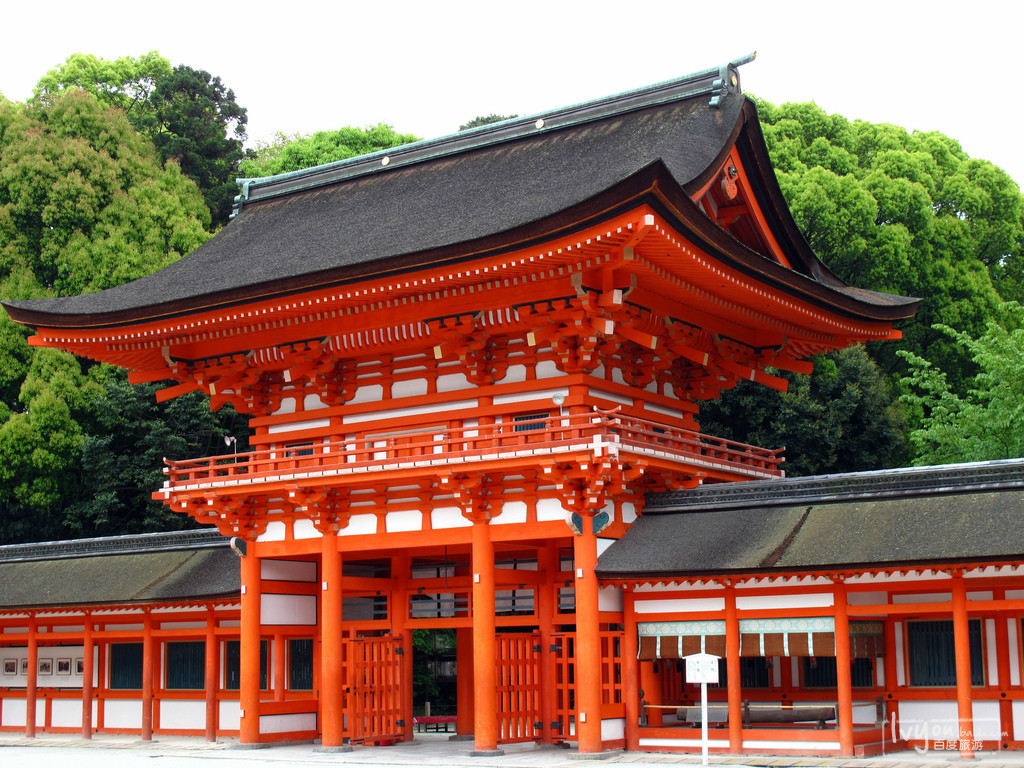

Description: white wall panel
[260,594,317,626]
[159,699,206,730]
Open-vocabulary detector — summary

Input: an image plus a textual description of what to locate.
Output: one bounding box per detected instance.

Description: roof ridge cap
[645,458,1024,512]
[0,529,228,563]
[233,54,757,213]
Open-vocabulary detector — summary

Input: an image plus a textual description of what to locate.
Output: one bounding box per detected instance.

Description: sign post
[684,652,720,767]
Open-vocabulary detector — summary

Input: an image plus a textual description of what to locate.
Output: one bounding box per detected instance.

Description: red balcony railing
[162,410,784,490]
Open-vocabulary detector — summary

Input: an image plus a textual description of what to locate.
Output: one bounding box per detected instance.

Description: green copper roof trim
[231,53,757,217]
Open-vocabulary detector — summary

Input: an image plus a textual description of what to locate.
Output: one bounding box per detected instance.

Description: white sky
[1,0,1022,187]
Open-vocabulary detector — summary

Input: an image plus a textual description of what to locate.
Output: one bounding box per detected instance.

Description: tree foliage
[34,54,248,228]
[458,114,518,131]
[238,124,419,178]
[899,303,1024,465]
[703,99,1024,471]
[0,87,239,544]
[698,346,907,477]
[146,65,248,226]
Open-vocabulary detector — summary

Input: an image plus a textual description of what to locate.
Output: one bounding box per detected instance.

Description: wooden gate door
[551,632,576,740]
[342,634,404,744]
[496,632,542,744]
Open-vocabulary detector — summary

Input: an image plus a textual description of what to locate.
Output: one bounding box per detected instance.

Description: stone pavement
[2,733,1024,768]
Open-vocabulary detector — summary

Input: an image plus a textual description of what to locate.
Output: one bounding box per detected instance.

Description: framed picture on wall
[76,659,84,675]
[2,659,15,675]
[20,659,28,675]
[57,658,72,675]
[38,659,52,675]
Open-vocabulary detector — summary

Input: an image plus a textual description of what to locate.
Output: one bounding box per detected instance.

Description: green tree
[33,54,248,229]
[239,124,419,178]
[899,303,1024,465]
[458,114,517,131]
[698,346,907,476]
[0,88,217,543]
[34,51,171,120]
[146,65,248,226]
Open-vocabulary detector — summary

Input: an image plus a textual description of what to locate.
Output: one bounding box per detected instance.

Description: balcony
[161,410,784,493]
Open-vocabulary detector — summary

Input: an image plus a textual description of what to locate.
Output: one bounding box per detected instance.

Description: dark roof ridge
[644,458,1024,513]
[0,528,229,563]
[233,54,757,214]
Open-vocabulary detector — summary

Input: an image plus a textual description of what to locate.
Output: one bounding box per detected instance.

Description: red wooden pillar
[833,582,854,757]
[573,514,602,754]
[471,518,500,754]
[455,627,474,737]
[142,610,154,741]
[82,614,94,739]
[537,541,558,744]
[239,548,262,744]
[392,551,413,742]
[639,661,662,727]
[623,587,640,752]
[952,573,975,759]
[321,533,345,748]
[724,582,743,753]
[205,607,218,742]
[26,614,37,738]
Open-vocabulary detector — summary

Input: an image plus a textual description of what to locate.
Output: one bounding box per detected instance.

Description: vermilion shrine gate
[3,57,921,755]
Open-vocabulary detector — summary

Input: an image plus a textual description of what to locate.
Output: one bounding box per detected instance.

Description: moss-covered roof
[597,459,1024,579]
[0,530,239,609]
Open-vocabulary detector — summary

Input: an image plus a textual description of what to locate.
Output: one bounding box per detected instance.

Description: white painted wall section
[260,594,317,626]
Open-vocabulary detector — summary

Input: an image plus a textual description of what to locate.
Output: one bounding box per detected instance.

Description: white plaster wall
[304,394,327,410]
[51,698,96,728]
[735,593,833,610]
[495,365,527,384]
[492,500,527,525]
[262,560,317,582]
[431,506,472,528]
[268,418,330,434]
[536,497,565,522]
[345,399,474,424]
[104,699,142,729]
[258,521,287,542]
[621,501,637,524]
[535,360,561,379]
[635,597,725,614]
[273,398,296,415]
[348,384,384,405]
[973,700,1002,740]
[744,739,839,751]
[847,591,888,606]
[293,519,321,540]
[640,737,730,748]
[260,712,317,734]
[1011,618,1021,686]
[339,514,377,536]
[598,586,623,612]
[392,378,428,398]
[219,700,241,731]
[892,592,952,604]
[895,621,906,685]
[386,510,422,532]
[1013,700,1024,740]
[260,594,317,626]
[437,372,472,392]
[601,717,625,740]
[0,645,96,688]
[987,619,999,686]
[159,699,207,730]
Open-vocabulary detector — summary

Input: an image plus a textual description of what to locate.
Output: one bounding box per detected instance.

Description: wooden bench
[677,703,836,730]
[413,715,457,733]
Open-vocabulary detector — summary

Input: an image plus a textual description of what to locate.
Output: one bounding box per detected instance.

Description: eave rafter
[29,207,901,409]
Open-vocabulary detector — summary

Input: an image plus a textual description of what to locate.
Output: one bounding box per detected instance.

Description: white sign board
[684,652,719,684]
[683,652,720,766]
